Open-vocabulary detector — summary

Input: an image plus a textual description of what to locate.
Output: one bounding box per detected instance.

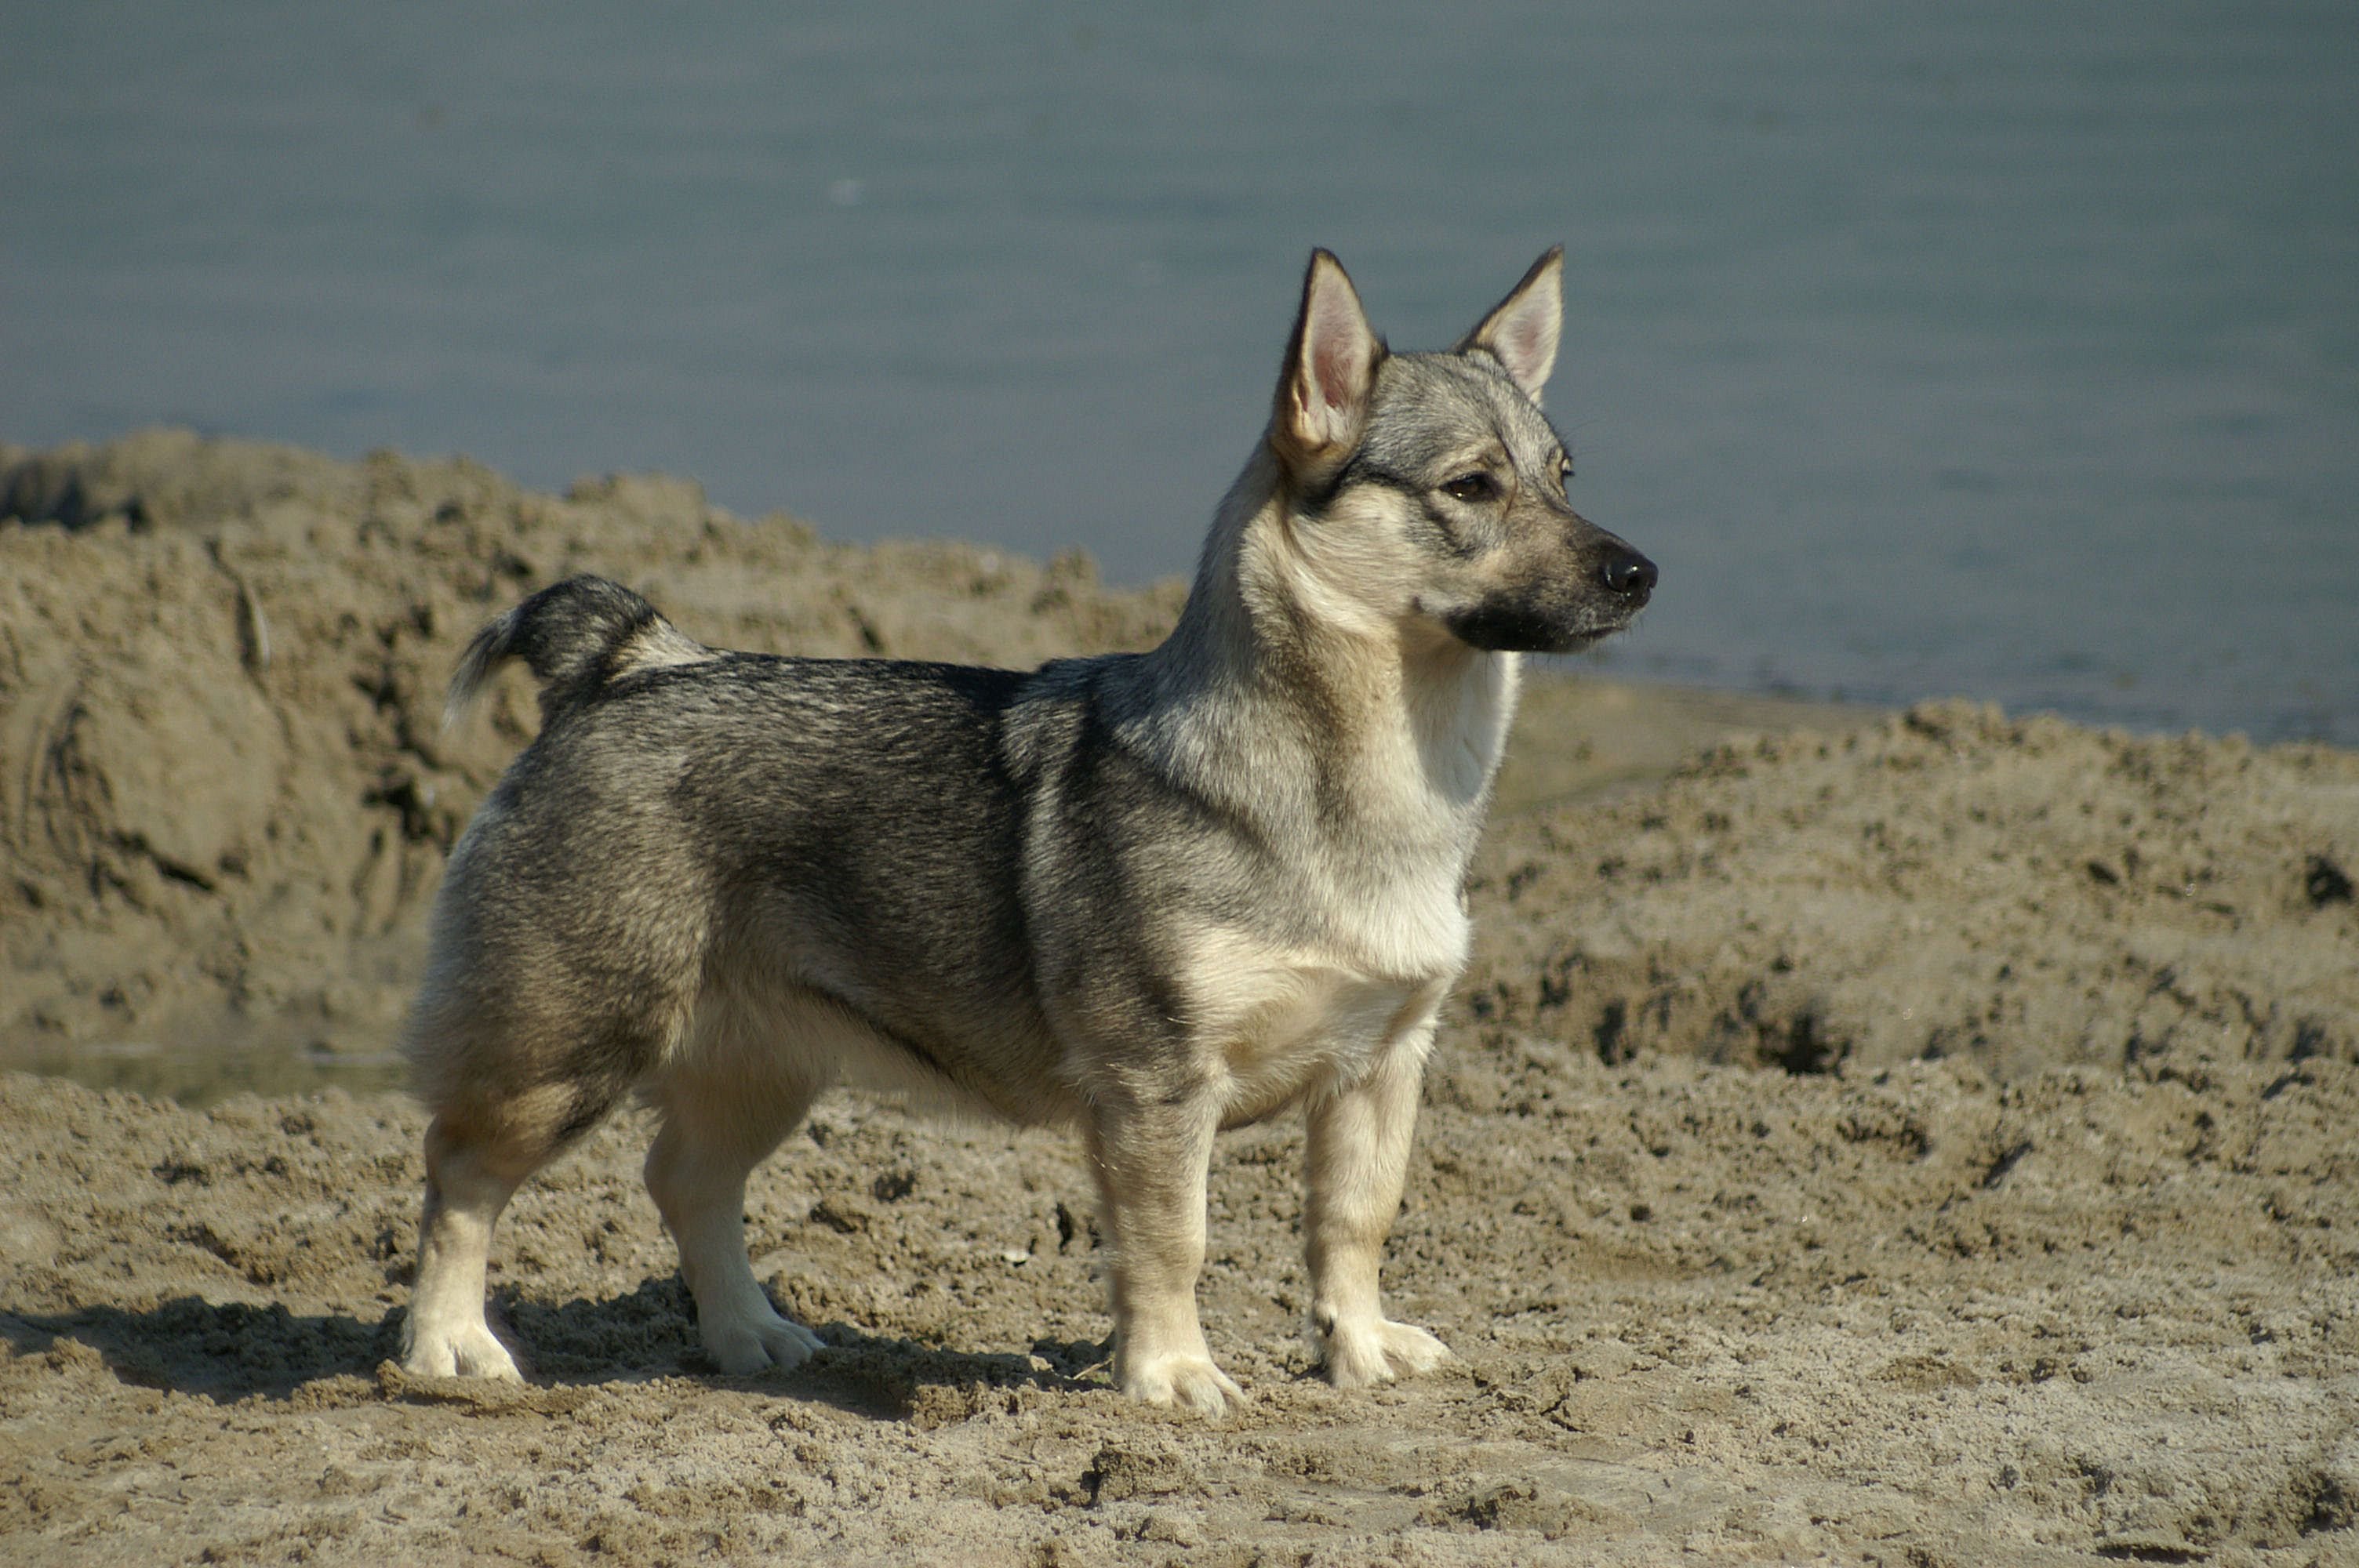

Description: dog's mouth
[1442,600,1643,655]
[1547,611,1645,655]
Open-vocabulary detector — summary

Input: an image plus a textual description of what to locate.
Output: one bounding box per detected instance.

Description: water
[5,0,2354,742]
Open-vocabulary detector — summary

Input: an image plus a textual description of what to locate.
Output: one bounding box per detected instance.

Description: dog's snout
[1601,548,1657,606]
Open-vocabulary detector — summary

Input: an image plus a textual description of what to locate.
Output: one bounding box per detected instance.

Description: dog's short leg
[1087,1094,1241,1414]
[644,1079,825,1375]
[1303,1035,1452,1387]
[402,1113,536,1380]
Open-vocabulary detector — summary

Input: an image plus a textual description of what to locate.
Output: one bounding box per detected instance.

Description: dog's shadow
[0,1278,1105,1421]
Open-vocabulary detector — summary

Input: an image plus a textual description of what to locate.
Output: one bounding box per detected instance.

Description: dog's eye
[1441,473,1497,503]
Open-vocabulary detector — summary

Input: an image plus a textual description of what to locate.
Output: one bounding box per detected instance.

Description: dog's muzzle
[1438,539,1659,654]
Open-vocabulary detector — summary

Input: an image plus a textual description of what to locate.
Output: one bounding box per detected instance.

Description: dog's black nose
[1601,549,1657,605]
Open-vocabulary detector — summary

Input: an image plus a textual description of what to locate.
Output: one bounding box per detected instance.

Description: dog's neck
[1143,443,1521,845]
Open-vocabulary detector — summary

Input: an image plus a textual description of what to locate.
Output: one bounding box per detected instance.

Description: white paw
[703,1305,823,1375]
[1119,1349,1245,1414]
[1318,1315,1452,1388]
[401,1318,525,1381]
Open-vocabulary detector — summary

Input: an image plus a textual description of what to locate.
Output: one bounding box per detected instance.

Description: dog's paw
[400,1319,525,1382]
[1318,1315,1452,1388]
[703,1306,823,1375]
[1119,1350,1245,1415]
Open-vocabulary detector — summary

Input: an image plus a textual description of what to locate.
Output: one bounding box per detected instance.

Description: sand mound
[1,431,1183,1058]
[1472,701,2359,1081]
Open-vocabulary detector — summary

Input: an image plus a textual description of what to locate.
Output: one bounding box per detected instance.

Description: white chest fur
[1180,893,1467,1127]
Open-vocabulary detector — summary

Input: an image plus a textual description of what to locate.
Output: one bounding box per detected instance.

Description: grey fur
[398,248,1656,1410]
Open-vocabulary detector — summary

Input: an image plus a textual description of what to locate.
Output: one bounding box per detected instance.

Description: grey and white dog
[399,249,1655,1412]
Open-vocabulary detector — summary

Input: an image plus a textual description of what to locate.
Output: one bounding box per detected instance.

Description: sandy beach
[2,434,2353,1565]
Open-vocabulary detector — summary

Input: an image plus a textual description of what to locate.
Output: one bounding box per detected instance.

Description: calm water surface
[5,1,2354,740]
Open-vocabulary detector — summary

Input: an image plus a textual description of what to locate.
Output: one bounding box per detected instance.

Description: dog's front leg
[1085,1092,1242,1413]
[1303,1029,1452,1387]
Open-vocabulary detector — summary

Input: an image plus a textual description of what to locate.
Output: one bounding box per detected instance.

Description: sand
[2,433,2353,1565]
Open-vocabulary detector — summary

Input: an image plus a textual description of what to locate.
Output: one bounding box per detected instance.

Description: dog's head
[1265,249,1656,655]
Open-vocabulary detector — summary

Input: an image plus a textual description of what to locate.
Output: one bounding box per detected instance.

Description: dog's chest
[1181,876,1468,1122]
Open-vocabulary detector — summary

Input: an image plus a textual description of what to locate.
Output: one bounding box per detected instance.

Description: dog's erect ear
[1457,246,1563,401]
[1273,249,1383,467]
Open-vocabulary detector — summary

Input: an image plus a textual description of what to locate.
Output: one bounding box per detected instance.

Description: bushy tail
[444,575,709,731]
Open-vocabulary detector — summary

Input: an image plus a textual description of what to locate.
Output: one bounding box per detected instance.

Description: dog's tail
[445,575,713,732]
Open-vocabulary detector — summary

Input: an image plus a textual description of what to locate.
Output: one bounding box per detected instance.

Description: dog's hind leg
[1303,1022,1453,1388]
[1087,1092,1243,1413]
[402,1078,616,1380]
[644,1069,825,1375]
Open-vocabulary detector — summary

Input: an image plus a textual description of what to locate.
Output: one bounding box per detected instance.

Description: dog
[398,248,1656,1412]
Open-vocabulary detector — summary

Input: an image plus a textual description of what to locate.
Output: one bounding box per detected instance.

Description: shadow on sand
[1,1276,1104,1421]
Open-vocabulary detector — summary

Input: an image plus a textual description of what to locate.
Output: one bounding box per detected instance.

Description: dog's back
[411,578,1101,1133]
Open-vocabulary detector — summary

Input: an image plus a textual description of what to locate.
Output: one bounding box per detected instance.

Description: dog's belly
[681,971,1078,1127]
